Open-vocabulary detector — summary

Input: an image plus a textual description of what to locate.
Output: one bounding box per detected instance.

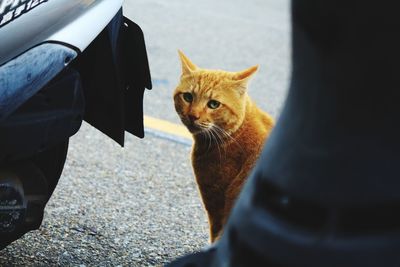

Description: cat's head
[173,50,258,136]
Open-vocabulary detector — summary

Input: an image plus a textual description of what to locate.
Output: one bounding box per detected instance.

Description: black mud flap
[73,9,152,146]
[0,9,151,250]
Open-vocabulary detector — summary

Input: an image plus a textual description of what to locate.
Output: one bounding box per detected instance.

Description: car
[0,0,152,249]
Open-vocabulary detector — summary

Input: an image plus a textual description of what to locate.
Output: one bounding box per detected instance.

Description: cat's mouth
[186,122,203,133]
[183,120,207,134]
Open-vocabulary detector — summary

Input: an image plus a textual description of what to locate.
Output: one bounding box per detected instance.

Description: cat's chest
[192,144,249,183]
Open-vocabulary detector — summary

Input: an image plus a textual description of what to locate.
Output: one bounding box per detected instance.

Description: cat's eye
[207,100,220,109]
[183,92,193,102]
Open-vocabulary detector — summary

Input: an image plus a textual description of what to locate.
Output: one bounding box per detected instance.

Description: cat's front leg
[202,197,225,243]
[222,171,248,227]
[209,215,223,242]
[198,186,224,242]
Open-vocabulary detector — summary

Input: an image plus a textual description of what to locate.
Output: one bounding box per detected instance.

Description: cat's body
[173,51,274,242]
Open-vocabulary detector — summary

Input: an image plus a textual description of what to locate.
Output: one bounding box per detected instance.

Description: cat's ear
[178,50,198,75]
[233,65,259,82]
[232,65,259,94]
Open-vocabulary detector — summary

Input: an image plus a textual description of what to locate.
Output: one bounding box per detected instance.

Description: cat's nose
[188,115,199,123]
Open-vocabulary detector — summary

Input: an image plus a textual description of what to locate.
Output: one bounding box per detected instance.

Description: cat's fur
[173,51,274,242]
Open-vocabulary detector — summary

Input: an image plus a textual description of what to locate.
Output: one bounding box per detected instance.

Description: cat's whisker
[197,122,214,153]
[212,124,243,151]
[205,128,213,153]
[210,126,225,147]
[211,124,231,139]
[209,128,223,162]
[210,127,228,161]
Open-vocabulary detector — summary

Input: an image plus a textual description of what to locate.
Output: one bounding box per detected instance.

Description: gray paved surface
[1,126,208,266]
[125,0,291,121]
[0,0,290,266]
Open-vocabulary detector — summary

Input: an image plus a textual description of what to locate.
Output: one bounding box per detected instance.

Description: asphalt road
[129,0,291,121]
[0,0,290,266]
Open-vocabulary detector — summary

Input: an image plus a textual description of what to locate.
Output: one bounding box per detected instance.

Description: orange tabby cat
[173,51,274,242]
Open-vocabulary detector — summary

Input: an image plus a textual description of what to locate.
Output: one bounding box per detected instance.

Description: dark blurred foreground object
[168,0,400,266]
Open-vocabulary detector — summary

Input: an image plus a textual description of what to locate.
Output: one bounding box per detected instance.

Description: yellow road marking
[143,115,192,140]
